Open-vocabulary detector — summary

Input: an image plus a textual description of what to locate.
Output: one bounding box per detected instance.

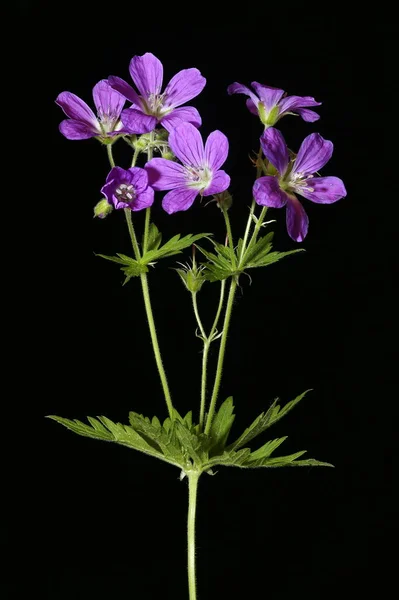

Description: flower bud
[214,190,233,211]
[155,129,169,142]
[93,198,113,219]
[161,149,175,161]
[134,133,152,151]
[175,261,206,293]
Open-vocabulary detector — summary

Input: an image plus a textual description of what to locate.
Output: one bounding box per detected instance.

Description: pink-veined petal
[299,176,347,204]
[129,53,163,96]
[205,130,229,171]
[286,195,309,242]
[253,176,289,208]
[163,68,206,108]
[294,133,333,175]
[260,128,289,175]
[131,187,154,211]
[162,187,198,214]
[168,122,205,168]
[145,158,187,191]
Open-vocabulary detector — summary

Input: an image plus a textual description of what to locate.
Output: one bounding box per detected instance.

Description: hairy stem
[107,144,115,168]
[124,209,141,259]
[222,208,236,267]
[187,472,200,600]
[142,131,155,252]
[204,277,237,435]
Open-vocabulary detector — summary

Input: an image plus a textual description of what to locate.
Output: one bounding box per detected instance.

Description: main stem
[204,278,237,435]
[187,472,200,600]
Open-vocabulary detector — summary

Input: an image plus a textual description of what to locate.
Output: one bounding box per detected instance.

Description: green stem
[238,146,263,263]
[204,278,237,435]
[124,209,141,259]
[142,131,155,253]
[187,471,200,600]
[241,206,268,263]
[140,272,174,419]
[131,146,140,167]
[192,292,206,339]
[222,208,236,267]
[198,280,226,432]
[107,144,115,168]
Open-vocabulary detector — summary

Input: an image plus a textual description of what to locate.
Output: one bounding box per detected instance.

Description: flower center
[144,93,171,118]
[280,169,314,194]
[185,166,213,191]
[115,183,136,202]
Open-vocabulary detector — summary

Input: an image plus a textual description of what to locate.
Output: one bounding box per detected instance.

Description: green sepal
[226,390,312,451]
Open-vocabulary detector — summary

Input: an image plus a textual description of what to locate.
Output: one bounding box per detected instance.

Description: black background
[6,3,394,599]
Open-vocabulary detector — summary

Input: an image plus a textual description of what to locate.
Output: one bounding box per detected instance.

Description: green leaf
[202,263,233,282]
[128,411,185,464]
[209,397,236,455]
[243,450,334,468]
[96,253,148,283]
[226,390,311,451]
[242,232,274,265]
[247,436,288,461]
[204,448,252,469]
[246,249,304,269]
[143,232,212,263]
[146,223,162,251]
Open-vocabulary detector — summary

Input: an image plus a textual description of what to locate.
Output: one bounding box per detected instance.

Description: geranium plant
[51,52,346,599]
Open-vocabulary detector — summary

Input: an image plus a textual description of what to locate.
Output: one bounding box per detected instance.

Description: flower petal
[294,133,333,176]
[56,92,98,128]
[251,83,285,111]
[101,179,119,206]
[162,187,198,214]
[127,167,149,194]
[131,187,154,211]
[163,68,206,108]
[129,53,163,96]
[92,79,125,122]
[145,158,187,190]
[202,170,230,197]
[160,106,202,131]
[278,95,321,114]
[59,119,97,140]
[104,166,126,184]
[253,176,289,208]
[205,130,229,171]
[260,128,289,175]
[227,82,259,106]
[168,122,205,167]
[246,98,258,115]
[121,108,157,134]
[285,196,309,242]
[108,76,142,106]
[295,108,320,122]
[299,176,347,204]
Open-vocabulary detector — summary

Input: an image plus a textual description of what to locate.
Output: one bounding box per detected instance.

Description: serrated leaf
[242,232,274,265]
[226,390,311,451]
[146,223,162,251]
[248,436,288,461]
[246,249,304,269]
[204,448,252,469]
[128,411,185,464]
[243,451,334,468]
[183,410,193,429]
[202,263,233,282]
[143,233,211,263]
[174,421,204,466]
[47,416,113,441]
[209,397,236,455]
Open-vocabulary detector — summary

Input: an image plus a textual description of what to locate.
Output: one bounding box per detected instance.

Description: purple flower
[101,167,154,211]
[145,123,230,214]
[108,53,206,134]
[253,128,346,242]
[227,82,321,128]
[56,80,129,140]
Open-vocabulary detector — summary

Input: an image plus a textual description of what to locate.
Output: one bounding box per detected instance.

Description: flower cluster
[57,52,346,240]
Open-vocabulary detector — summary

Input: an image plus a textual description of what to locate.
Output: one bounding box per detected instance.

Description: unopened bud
[134,133,152,151]
[161,150,175,161]
[175,261,206,293]
[94,198,113,219]
[214,190,233,211]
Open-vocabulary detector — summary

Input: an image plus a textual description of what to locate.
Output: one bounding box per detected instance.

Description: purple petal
[286,196,309,242]
[246,98,258,115]
[129,53,163,96]
[101,180,119,206]
[92,79,125,120]
[205,130,229,171]
[227,82,259,106]
[251,83,285,111]
[253,176,289,208]
[162,187,198,214]
[56,92,98,128]
[294,133,333,176]
[163,68,206,108]
[131,187,154,211]
[127,167,150,194]
[260,128,289,175]
[121,108,157,134]
[295,108,320,122]
[145,158,187,190]
[278,95,321,114]
[160,106,202,132]
[299,176,347,204]
[59,119,97,140]
[108,76,142,106]
[168,122,205,168]
[202,170,230,197]
[105,166,126,184]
